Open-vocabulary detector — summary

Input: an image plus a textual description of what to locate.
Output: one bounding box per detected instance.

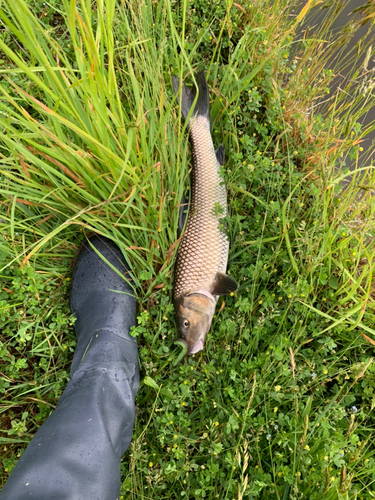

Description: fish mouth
[189,339,204,355]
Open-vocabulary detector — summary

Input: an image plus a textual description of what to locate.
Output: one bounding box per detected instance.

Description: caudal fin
[172,70,210,124]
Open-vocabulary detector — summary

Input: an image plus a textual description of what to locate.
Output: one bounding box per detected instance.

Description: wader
[0,236,139,500]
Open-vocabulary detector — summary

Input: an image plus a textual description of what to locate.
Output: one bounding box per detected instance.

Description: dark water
[297,0,375,168]
[324,0,374,164]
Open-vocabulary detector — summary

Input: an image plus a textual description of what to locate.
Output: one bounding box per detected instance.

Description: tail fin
[172,70,210,125]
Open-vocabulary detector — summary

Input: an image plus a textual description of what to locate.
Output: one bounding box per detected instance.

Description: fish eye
[183,319,190,329]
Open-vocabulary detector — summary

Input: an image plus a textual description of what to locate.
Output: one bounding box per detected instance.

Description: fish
[172,70,239,356]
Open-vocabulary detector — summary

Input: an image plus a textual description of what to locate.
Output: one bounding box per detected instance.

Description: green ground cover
[1,0,375,498]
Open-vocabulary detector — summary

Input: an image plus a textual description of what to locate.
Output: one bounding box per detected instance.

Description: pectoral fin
[211,272,239,296]
[178,192,189,238]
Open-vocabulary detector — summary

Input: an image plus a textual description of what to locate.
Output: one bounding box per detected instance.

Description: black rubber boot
[0,236,140,500]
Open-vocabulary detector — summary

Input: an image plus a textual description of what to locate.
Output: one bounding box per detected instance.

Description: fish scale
[174,115,229,300]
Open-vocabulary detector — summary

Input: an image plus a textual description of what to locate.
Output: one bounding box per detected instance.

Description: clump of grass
[1,0,375,499]
[0,0,189,294]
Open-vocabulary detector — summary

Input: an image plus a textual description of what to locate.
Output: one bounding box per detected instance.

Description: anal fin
[215,145,225,166]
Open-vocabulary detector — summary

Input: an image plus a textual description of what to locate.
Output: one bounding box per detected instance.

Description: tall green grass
[1,0,375,498]
[0,0,190,294]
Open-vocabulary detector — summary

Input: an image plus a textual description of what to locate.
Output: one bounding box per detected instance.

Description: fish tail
[172,70,210,124]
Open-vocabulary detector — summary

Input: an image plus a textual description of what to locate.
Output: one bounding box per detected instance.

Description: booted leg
[0,236,140,500]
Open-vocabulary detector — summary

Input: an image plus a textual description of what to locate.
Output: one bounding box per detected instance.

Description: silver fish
[172,70,238,355]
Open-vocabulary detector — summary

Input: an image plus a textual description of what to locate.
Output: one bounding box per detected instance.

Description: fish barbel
[172,71,238,355]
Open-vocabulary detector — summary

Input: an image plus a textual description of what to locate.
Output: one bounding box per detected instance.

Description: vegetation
[1,0,375,498]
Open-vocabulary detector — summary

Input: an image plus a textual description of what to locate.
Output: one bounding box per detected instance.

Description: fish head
[175,291,216,354]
